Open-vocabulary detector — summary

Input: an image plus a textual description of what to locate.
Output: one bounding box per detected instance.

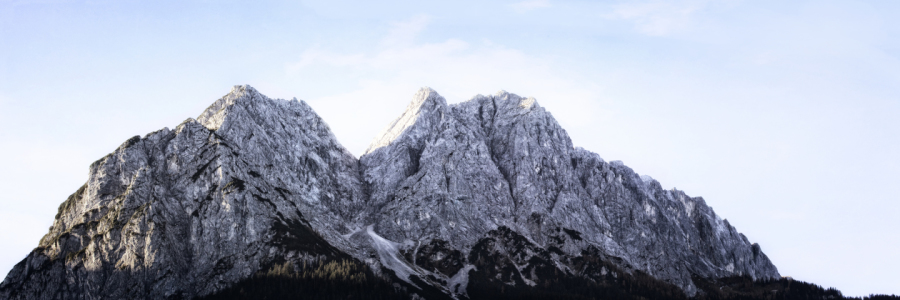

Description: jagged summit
[491,90,541,112]
[1,85,365,299]
[357,88,777,296]
[365,87,447,154]
[2,86,781,300]
[363,88,543,155]
[196,84,261,130]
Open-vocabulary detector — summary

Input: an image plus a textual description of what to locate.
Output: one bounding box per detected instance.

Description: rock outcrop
[0,85,778,300]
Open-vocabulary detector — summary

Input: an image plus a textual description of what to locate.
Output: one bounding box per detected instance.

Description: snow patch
[341,226,365,239]
[448,265,475,296]
[366,225,420,286]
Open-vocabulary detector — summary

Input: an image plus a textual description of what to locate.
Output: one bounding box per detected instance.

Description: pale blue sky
[1,0,898,296]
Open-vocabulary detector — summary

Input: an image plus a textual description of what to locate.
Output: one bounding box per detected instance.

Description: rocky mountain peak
[196,84,262,130]
[357,88,778,296]
[492,90,540,113]
[1,86,785,300]
[365,87,447,155]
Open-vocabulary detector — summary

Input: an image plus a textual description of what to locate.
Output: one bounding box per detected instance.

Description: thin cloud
[382,14,431,47]
[286,45,367,72]
[510,0,552,13]
[285,14,603,156]
[609,0,713,36]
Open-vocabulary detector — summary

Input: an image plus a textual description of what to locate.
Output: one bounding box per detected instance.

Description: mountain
[0,86,370,299]
[1,85,878,300]
[357,87,778,296]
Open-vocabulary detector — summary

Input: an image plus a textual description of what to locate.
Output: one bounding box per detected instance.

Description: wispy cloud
[381,14,431,47]
[285,14,603,156]
[609,0,714,36]
[286,46,366,72]
[287,14,434,72]
[510,0,551,13]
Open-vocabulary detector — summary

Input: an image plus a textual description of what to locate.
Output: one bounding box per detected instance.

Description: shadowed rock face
[0,85,778,300]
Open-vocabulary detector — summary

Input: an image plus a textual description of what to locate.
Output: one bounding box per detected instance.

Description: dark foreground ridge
[1,85,893,300]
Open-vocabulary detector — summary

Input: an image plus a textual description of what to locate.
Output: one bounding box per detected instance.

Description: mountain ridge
[357,87,780,296]
[2,85,787,300]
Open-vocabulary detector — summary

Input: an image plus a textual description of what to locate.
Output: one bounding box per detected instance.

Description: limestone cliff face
[0,86,778,300]
[0,86,365,299]
[358,88,779,296]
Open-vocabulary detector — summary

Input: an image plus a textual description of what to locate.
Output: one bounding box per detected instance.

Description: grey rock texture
[358,88,779,296]
[0,86,365,299]
[0,85,778,299]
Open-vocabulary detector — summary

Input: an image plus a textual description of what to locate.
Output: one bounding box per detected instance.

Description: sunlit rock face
[358,88,779,296]
[0,86,778,299]
[0,86,366,299]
